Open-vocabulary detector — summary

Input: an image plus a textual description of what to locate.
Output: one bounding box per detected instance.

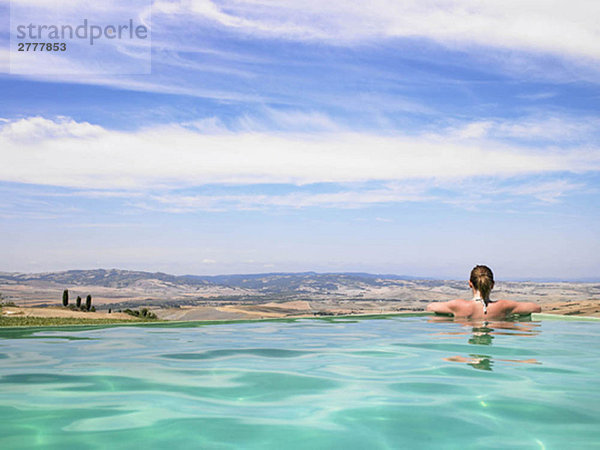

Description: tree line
[61,289,95,312]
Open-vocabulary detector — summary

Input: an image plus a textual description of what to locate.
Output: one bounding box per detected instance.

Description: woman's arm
[509,301,542,315]
[427,300,458,315]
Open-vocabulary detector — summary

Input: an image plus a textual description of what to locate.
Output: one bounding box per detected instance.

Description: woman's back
[426,265,541,319]
[433,298,540,320]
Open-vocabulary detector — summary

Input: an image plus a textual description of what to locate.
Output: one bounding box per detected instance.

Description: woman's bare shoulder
[493,299,542,314]
[448,298,470,303]
[492,299,514,305]
[443,298,471,308]
[427,298,468,314]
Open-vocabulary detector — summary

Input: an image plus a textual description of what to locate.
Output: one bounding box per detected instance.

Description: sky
[0,0,599,279]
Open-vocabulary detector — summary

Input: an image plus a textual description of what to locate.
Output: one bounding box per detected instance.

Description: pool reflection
[429,317,542,371]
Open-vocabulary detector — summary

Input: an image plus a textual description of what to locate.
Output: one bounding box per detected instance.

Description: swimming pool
[0,314,599,449]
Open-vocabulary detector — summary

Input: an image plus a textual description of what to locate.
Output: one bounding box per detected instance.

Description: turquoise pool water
[0,315,599,449]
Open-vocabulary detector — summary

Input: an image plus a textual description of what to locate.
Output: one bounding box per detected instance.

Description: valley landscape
[1,269,599,322]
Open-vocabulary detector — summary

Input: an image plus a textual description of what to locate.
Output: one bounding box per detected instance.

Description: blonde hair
[470,265,494,300]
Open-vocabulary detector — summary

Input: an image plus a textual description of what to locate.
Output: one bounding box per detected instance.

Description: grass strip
[0,315,156,327]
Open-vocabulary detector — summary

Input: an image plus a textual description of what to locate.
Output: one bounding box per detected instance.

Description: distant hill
[0,269,434,293]
[1,269,598,309]
[0,269,214,288]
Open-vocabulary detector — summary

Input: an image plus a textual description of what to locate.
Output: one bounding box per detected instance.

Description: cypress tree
[76,296,82,308]
[85,294,92,311]
[62,289,69,307]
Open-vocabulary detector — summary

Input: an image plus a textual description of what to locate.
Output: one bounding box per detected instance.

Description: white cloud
[5,1,598,100]
[445,115,600,142]
[130,177,588,213]
[155,0,600,61]
[243,108,341,132]
[496,179,586,203]
[452,121,494,139]
[1,116,104,141]
[517,91,557,101]
[442,178,587,207]
[493,117,599,141]
[9,70,264,103]
[139,183,434,212]
[1,116,599,190]
[183,110,342,134]
[4,0,599,101]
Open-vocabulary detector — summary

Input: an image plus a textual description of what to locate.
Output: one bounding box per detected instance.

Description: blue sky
[1,0,599,279]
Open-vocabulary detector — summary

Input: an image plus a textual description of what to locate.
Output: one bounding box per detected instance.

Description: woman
[427,265,541,319]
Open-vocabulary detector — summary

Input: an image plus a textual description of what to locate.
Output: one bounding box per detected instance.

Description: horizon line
[2,267,598,284]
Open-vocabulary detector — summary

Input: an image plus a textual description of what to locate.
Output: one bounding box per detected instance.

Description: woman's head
[470,265,494,299]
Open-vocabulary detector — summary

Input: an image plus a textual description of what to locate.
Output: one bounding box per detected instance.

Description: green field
[0,315,160,327]
[0,304,161,327]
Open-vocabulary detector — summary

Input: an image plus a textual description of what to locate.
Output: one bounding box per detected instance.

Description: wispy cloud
[4,0,600,106]
[134,183,435,212]
[443,115,600,144]
[0,116,104,141]
[154,0,600,62]
[128,176,590,213]
[497,179,587,203]
[516,91,557,101]
[441,178,588,208]
[2,116,599,191]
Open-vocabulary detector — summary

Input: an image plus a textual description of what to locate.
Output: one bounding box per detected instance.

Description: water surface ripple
[0,316,599,449]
